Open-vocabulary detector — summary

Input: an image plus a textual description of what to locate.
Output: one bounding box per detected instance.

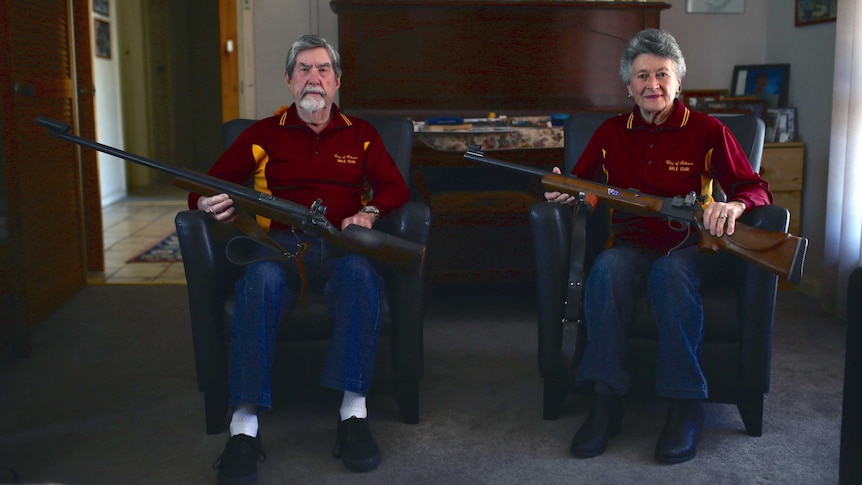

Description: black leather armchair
[175,117,430,434]
[530,112,786,437]
[841,267,862,484]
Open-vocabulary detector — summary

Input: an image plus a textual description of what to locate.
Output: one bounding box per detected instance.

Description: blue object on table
[551,113,570,126]
[426,117,465,125]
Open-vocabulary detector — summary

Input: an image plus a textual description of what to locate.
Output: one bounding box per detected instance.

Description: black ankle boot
[654,399,704,464]
[570,393,623,458]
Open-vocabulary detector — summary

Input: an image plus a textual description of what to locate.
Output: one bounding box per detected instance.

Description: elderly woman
[544,29,772,463]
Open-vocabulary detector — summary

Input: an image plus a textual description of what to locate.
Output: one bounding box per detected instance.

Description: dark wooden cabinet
[331,0,669,282]
[331,0,669,118]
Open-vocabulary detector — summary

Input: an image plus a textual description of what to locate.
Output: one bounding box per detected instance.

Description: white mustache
[302,87,325,97]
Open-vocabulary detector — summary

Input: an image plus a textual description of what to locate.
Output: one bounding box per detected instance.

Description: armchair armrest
[530,201,575,377]
[735,204,789,391]
[175,210,244,390]
[376,200,431,381]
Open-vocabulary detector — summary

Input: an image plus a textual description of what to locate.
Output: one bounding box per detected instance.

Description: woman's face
[627,53,681,124]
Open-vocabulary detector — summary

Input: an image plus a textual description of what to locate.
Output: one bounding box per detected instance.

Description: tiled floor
[88,188,188,285]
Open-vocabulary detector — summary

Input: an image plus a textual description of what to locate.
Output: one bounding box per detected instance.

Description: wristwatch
[360,205,380,219]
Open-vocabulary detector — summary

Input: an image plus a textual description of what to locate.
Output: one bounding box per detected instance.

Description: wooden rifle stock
[36,115,426,276]
[464,146,807,284]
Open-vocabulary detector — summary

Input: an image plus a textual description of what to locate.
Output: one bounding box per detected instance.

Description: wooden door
[0,0,97,335]
[220,0,239,122]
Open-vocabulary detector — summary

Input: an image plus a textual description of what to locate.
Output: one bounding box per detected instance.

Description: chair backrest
[710,114,765,173]
[562,112,612,174]
[563,112,765,176]
[220,116,414,181]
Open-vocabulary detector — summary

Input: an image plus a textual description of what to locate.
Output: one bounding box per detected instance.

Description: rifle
[464,145,807,285]
[36,116,426,276]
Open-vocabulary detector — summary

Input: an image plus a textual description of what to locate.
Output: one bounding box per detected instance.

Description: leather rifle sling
[227,211,310,306]
[561,201,589,369]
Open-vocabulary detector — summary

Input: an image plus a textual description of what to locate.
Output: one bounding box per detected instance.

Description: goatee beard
[300,94,326,112]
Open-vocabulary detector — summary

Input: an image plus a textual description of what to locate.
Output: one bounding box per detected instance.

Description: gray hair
[285,34,343,80]
[619,29,686,85]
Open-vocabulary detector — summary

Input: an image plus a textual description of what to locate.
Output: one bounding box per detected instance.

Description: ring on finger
[718,214,728,219]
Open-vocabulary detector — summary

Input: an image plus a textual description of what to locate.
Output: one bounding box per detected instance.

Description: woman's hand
[197,193,236,222]
[544,167,578,205]
[702,200,746,237]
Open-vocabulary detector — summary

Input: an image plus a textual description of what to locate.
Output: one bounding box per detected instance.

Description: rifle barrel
[37,115,427,275]
[464,147,548,178]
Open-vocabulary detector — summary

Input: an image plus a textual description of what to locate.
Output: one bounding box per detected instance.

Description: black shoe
[570,394,623,458]
[655,400,704,464]
[333,416,381,472]
[213,434,266,485]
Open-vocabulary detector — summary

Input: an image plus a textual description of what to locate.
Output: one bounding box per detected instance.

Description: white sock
[340,391,367,421]
[229,404,259,437]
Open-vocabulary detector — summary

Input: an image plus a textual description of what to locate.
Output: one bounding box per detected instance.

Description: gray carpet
[0,283,846,484]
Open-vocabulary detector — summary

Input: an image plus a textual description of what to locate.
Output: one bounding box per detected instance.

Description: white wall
[249,0,338,118]
[661,0,769,88]
[92,0,127,206]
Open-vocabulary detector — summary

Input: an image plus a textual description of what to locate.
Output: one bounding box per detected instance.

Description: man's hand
[198,193,236,222]
[341,211,377,230]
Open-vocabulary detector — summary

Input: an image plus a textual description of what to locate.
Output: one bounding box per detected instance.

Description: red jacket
[188,104,410,231]
[572,100,773,253]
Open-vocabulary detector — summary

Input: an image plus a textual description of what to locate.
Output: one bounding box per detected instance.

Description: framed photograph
[764,109,781,143]
[93,0,109,17]
[703,96,768,122]
[680,89,728,110]
[731,64,790,109]
[795,0,837,26]
[686,0,745,14]
[94,19,111,59]
[769,107,798,143]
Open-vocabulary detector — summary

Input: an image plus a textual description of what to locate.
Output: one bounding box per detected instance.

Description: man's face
[285,47,341,113]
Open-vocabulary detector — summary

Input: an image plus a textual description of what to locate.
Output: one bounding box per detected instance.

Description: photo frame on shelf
[95,19,111,59]
[768,107,798,143]
[764,110,781,143]
[795,0,837,27]
[680,89,728,111]
[702,96,768,122]
[730,64,790,109]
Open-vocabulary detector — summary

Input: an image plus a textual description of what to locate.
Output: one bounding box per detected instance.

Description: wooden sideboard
[331,0,669,282]
[330,0,670,119]
[760,142,805,237]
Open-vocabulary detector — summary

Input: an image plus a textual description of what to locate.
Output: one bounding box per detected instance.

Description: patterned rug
[126,231,182,263]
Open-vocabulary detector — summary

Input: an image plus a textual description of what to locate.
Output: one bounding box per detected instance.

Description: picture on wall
[685,0,745,14]
[93,0,109,17]
[795,0,837,26]
[95,19,111,59]
[731,64,790,109]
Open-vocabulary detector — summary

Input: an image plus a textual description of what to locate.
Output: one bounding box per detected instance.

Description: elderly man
[189,34,410,483]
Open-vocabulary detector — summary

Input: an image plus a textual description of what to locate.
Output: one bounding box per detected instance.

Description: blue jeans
[228,230,383,411]
[576,244,708,400]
